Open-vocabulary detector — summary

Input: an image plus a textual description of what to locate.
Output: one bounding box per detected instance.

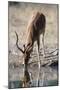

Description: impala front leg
[42,33,45,57]
[36,38,41,86]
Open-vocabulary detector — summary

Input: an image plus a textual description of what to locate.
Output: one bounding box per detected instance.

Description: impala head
[15,31,32,65]
[20,44,32,65]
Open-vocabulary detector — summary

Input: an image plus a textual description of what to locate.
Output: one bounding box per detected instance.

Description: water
[8,79,58,89]
[8,64,58,89]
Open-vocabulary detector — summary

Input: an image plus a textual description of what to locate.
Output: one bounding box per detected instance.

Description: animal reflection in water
[22,68,32,87]
[15,11,46,87]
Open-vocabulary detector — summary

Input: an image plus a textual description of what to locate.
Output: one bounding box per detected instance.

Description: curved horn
[15,31,24,54]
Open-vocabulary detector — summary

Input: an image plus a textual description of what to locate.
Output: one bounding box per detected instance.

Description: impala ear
[26,44,33,53]
[27,46,33,53]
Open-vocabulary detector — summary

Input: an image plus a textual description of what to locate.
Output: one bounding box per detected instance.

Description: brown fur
[24,12,46,64]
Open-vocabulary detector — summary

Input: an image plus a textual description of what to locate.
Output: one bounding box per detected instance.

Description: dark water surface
[8,64,58,89]
[8,80,58,89]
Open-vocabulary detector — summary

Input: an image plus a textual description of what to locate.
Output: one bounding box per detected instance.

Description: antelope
[15,11,46,87]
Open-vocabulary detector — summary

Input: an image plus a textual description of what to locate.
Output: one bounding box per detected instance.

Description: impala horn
[15,31,24,54]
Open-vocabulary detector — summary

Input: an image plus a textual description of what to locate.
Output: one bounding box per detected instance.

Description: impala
[15,11,46,87]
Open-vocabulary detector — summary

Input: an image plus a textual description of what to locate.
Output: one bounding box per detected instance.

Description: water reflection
[22,69,32,87]
[8,64,58,88]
